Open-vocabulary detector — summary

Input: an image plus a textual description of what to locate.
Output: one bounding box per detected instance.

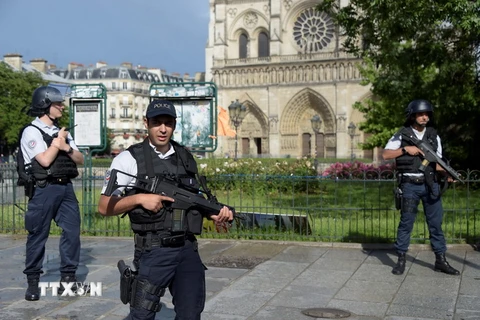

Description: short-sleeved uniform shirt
[21,117,79,164]
[101,142,175,196]
[384,126,443,177]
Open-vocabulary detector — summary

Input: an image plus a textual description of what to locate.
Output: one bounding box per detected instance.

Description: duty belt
[36,177,71,187]
[134,232,192,250]
[47,177,71,184]
[401,176,425,184]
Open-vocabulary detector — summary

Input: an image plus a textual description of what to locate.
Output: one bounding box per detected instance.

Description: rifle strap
[142,139,155,179]
[197,175,215,200]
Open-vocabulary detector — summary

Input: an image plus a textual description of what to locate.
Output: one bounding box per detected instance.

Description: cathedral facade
[206,0,378,161]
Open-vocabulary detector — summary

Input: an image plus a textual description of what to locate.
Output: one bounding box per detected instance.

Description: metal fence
[1,164,479,244]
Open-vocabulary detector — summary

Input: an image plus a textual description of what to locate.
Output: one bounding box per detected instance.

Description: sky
[0,0,210,76]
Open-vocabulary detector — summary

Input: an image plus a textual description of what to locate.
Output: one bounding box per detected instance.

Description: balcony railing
[212,51,355,68]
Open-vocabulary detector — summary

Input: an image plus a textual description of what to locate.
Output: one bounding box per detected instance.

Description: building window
[86,70,92,79]
[258,32,270,57]
[112,82,117,90]
[239,33,249,59]
[122,107,130,118]
[123,82,128,90]
[110,107,116,118]
[293,7,335,52]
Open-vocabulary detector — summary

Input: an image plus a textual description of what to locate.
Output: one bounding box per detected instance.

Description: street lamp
[347,122,357,162]
[228,99,247,160]
[310,115,322,171]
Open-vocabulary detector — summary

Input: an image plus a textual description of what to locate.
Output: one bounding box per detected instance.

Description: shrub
[322,161,396,179]
[198,157,320,194]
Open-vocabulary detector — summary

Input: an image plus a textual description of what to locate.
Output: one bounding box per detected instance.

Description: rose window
[293,8,335,52]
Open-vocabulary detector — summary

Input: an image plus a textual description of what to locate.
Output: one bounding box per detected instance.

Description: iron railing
[1,165,479,244]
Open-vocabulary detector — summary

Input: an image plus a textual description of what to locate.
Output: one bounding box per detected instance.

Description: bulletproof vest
[126,139,199,234]
[396,126,438,174]
[27,125,79,181]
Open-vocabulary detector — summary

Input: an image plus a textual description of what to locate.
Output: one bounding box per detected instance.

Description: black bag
[16,125,36,199]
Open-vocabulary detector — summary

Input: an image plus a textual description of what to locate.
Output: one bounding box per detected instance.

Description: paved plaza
[0,234,479,320]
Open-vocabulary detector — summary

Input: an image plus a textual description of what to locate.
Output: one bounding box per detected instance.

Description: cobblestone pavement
[0,235,479,320]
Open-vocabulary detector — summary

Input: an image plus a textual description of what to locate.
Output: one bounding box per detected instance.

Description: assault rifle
[104,169,240,221]
[401,132,464,183]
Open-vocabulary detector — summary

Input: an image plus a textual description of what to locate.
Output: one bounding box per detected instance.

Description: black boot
[392,253,406,275]
[434,253,460,275]
[25,275,40,301]
[58,274,78,295]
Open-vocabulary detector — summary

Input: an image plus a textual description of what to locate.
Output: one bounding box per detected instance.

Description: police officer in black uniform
[21,86,84,300]
[383,100,459,276]
[98,99,233,320]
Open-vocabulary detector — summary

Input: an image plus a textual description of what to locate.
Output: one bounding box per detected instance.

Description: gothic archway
[279,88,335,157]
[235,98,269,156]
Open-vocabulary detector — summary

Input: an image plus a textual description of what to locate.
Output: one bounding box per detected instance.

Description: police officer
[98,99,233,320]
[383,99,459,276]
[21,86,84,300]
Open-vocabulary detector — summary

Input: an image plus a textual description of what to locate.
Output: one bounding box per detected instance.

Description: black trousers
[127,239,206,320]
[23,183,80,277]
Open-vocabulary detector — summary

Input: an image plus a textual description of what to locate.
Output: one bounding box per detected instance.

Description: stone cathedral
[205,0,381,161]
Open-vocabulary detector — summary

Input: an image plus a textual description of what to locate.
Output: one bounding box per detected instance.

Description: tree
[0,63,46,152]
[318,0,480,169]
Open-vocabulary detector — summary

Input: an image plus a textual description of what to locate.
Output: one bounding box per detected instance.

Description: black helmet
[405,99,434,118]
[27,86,64,116]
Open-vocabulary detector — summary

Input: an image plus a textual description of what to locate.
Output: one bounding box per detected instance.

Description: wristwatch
[67,146,74,155]
[401,147,407,155]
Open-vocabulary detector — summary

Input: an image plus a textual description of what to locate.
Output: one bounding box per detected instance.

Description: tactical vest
[28,125,79,180]
[126,139,199,234]
[396,126,438,174]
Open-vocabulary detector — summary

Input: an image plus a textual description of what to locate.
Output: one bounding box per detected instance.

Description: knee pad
[131,278,166,312]
[402,197,419,214]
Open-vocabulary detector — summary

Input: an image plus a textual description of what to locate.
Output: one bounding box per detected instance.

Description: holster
[118,260,136,304]
[394,187,403,210]
[24,180,35,200]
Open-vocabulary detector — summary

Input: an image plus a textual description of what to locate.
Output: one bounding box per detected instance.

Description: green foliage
[318,0,480,169]
[0,63,46,149]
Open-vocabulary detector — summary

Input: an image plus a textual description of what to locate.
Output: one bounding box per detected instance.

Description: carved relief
[243,12,258,29]
[269,116,279,133]
[214,61,363,87]
[337,114,347,131]
[281,135,298,151]
[228,8,237,18]
[263,4,270,15]
[284,0,293,10]
[325,135,336,148]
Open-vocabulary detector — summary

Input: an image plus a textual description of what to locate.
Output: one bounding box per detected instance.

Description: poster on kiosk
[149,82,218,152]
[68,84,107,150]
